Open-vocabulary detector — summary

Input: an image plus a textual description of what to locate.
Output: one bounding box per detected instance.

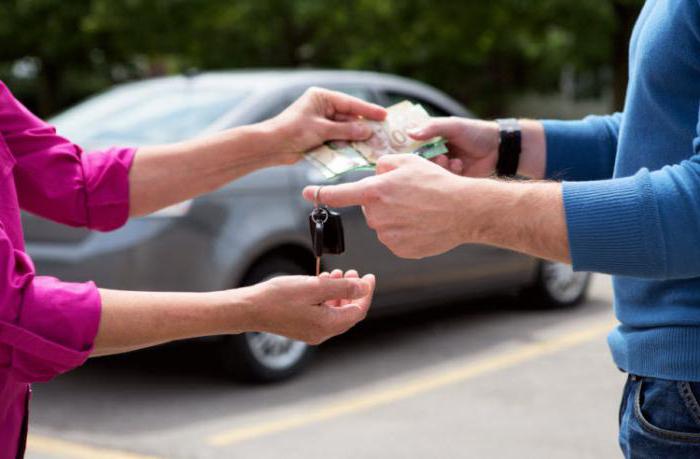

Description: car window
[327,86,375,102]
[52,86,249,147]
[382,91,451,117]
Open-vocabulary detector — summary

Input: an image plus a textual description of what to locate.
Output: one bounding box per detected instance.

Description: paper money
[305,101,447,179]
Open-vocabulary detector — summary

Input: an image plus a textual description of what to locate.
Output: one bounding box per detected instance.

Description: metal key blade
[311,210,326,277]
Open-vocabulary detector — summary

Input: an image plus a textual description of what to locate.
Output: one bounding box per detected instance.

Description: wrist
[212,286,259,334]
[241,120,292,167]
[516,119,546,179]
[483,120,501,169]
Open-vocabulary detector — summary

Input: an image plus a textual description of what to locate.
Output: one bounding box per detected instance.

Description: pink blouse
[0,81,134,458]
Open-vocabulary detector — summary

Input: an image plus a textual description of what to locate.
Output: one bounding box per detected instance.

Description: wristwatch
[495,118,522,177]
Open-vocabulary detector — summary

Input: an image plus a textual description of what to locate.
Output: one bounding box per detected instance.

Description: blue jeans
[619,374,700,458]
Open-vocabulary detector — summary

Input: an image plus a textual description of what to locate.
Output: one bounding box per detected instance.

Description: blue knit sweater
[542,0,700,380]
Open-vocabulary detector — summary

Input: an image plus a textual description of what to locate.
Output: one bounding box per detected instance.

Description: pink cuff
[1,277,101,382]
[82,147,136,231]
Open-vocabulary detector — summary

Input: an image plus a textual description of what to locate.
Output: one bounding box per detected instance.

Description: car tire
[521,260,591,309]
[221,256,316,383]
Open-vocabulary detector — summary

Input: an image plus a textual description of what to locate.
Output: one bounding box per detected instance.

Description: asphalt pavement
[25,275,622,459]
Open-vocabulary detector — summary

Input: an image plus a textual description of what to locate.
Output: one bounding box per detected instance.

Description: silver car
[23,70,590,382]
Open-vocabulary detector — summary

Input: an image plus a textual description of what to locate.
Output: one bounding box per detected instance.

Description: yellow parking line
[26,434,162,459]
[209,318,615,447]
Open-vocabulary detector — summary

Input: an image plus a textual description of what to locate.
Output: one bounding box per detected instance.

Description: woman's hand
[408,117,500,178]
[243,270,376,345]
[265,87,387,165]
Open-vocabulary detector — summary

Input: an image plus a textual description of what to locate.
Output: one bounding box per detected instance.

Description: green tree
[0,0,642,117]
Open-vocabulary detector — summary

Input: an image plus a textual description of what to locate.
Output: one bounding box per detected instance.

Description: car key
[309,188,345,276]
[310,206,327,275]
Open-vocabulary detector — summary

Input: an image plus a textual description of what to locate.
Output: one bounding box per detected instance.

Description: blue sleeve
[563,109,700,279]
[542,113,622,181]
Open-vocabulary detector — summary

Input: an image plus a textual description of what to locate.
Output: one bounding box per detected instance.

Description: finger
[449,158,464,175]
[320,119,373,141]
[303,178,377,207]
[332,113,358,122]
[376,153,423,174]
[312,277,370,303]
[323,90,387,120]
[319,272,330,278]
[326,269,344,306]
[354,273,376,314]
[433,154,449,169]
[340,270,360,306]
[407,118,460,140]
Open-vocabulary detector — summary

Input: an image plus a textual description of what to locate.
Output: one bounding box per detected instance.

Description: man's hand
[409,117,500,177]
[304,154,471,259]
[244,270,376,345]
[266,87,387,165]
[303,154,570,263]
[409,117,546,179]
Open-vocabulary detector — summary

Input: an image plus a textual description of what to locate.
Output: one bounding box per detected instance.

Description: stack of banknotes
[305,101,447,179]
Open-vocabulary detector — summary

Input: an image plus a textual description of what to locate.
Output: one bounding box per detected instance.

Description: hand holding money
[265,87,387,166]
[305,101,448,178]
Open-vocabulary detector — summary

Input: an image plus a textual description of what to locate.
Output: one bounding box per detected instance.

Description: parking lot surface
[26,275,622,459]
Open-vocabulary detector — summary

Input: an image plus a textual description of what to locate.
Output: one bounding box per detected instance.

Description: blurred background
[4,1,642,458]
[1,0,641,119]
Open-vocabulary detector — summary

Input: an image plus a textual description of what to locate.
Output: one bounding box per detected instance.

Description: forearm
[92,288,254,356]
[465,179,570,263]
[128,122,282,217]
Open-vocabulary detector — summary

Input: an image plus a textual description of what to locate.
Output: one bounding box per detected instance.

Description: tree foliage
[0,0,642,117]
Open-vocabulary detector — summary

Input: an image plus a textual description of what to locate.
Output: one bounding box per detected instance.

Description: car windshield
[51,83,249,147]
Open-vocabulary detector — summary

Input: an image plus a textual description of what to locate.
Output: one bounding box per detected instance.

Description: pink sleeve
[0,223,100,383]
[0,82,135,231]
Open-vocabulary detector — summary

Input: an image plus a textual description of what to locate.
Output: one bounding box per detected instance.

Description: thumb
[303,176,377,207]
[311,277,370,304]
[407,117,457,140]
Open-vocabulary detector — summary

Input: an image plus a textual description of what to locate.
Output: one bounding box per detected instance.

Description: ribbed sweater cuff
[562,170,665,276]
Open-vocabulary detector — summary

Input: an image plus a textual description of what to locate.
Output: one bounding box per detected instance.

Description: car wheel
[222,257,316,383]
[522,260,591,308]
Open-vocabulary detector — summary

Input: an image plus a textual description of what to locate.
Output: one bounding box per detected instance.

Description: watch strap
[495,118,521,177]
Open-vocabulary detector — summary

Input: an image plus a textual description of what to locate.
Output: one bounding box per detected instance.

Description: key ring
[314,186,323,209]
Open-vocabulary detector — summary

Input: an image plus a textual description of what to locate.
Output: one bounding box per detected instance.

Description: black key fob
[309,206,345,255]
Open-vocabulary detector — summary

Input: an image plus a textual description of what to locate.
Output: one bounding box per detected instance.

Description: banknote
[305,101,447,179]
[352,101,442,162]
